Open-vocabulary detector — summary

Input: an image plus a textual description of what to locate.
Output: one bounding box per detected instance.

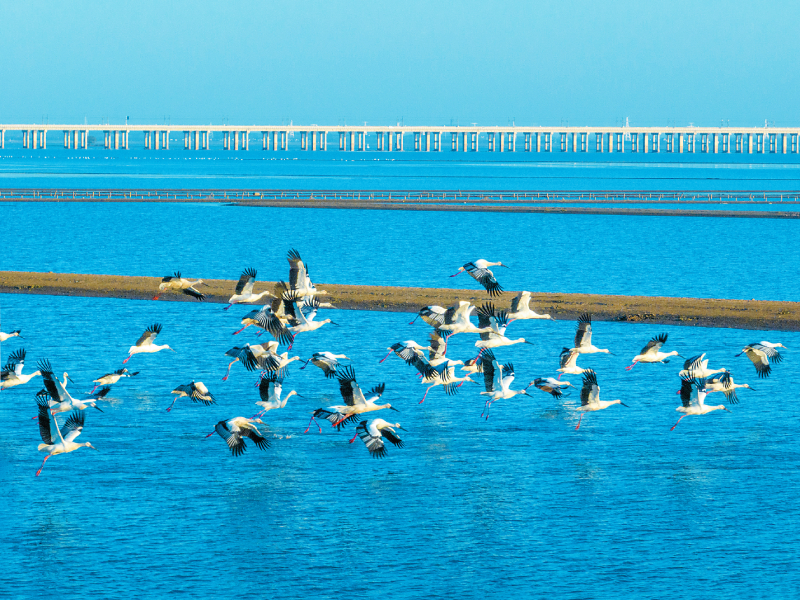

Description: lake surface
[1,200,798,301]
[2,150,798,598]
[1,292,797,599]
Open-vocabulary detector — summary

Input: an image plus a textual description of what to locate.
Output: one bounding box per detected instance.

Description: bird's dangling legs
[408,314,420,325]
[152,294,160,301]
[35,454,51,477]
[670,415,687,431]
[625,361,638,372]
[89,384,99,394]
[223,304,232,311]
[222,360,238,381]
[480,398,491,418]
[420,385,434,404]
[484,400,495,420]
[303,415,321,434]
[204,430,216,438]
[348,430,359,443]
[166,398,179,412]
[122,355,132,364]
[299,359,311,370]
[575,413,585,430]
[378,349,393,364]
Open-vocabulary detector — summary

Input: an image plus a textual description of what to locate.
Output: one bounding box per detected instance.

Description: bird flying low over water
[557,347,588,379]
[210,417,269,456]
[254,371,302,418]
[168,381,216,412]
[1,349,41,390]
[450,260,508,297]
[703,372,754,405]
[474,303,533,349]
[678,353,727,379]
[124,323,174,363]
[305,365,394,432]
[574,370,627,430]
[507,291,554,321]
[38,359,104,415]
[90,368,139,394]
[0,329,23,342]
[571,313,614,356]
[736,342,785,378]
[301,351,350,378]
[627,333,683,370]
[35,400,97,476]
[351,418,405,458]
[286,248,328,298]
[479,349,533,419]
[533,377,575,399]
[224,268,276,310]
[671,377,730,430]
[153,272,207,301]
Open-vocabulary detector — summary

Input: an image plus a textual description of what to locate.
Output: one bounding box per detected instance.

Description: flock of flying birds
[0,253,789,475]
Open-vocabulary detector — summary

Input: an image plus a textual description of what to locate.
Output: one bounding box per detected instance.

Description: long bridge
[1,123,799,155]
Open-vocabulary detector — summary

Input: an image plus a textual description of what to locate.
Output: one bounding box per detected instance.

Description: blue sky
[1,0,798,127]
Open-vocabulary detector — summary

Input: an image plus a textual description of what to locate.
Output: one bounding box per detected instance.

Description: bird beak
[724,407,731,412]
[397,426,407,431]
[93,405,104,413]
[619,402,630,407]
[524,341,534,346]
[330,321,340,326]
[748,386,756,391]
[67,375,77,385]
[389,406,400,412]
[676,354,685,359]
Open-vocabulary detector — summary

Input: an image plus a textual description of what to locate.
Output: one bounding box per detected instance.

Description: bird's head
[158,282,169,291]
[252,418,264,424]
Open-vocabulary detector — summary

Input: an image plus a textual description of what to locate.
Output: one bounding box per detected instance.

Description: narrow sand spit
[1,271,798,331]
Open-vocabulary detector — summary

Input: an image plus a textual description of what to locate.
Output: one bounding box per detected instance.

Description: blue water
[2,292,798,599]
[1,201,798,301]
[3,151,799,598]
[3,150,800,191]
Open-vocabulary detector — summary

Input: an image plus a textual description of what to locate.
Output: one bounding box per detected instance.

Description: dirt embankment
[0,271,798,331]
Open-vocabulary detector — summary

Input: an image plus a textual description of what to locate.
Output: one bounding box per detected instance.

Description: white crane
[221,342,275,381]
[35,401,97,476]
[474,303,534,349]
[281,293,338,336]
[419,360,474,403]
[89,367,139,393]
[0,329,22,342]
[479,350,533,419]
[233,305,294,346]
[254,372,301,417]
[671,377,730,430]
[168,381,216,412]
[557,347,588,379]
[705,372,754,404]
[305,366,395,432]
[736,342,784,378]
[450,260,508,297]
[210,417,269,456]
[437,301,493,337]
[408,305,447,327]
[152,271,207,301]
[39,359,104,415]
[678,354,728,379]
[574,370,628,430]
[224,268,276,309]
[123,323,175,363]
[351,418,405,458]
[626,333,683,370]
[571,313,615,356]
[1,349,41,390]
[286,248,328,298]
[379,340,431,364]
[507,291,554,321]
[301,351,350,378]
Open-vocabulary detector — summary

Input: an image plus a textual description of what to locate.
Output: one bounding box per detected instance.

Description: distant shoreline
[1,197,799,218]
[1,271,797,331]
